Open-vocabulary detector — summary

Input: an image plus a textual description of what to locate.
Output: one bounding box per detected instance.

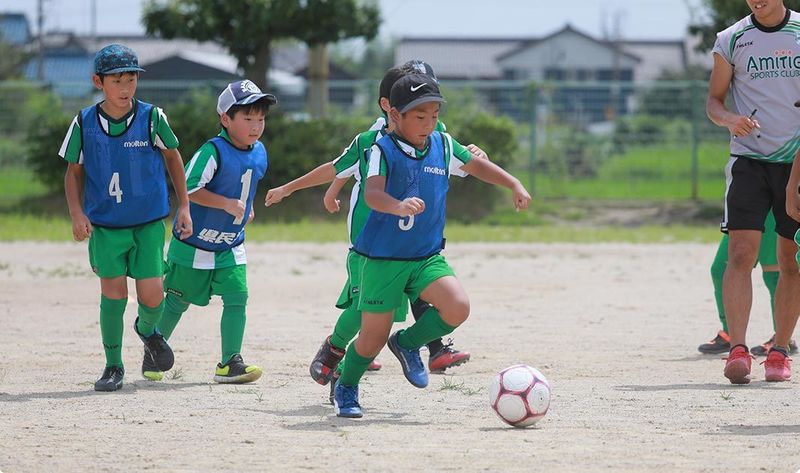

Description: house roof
[0,12,30,45]
[496,25,641,63]
[396,37,522,80]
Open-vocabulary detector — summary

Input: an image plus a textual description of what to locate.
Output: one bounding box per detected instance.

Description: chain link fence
[0,79,731,201]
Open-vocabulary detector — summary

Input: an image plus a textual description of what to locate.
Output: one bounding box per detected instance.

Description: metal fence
[0,79,731,201]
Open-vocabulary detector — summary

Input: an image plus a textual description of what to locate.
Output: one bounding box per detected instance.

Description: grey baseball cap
[217,80,278,115]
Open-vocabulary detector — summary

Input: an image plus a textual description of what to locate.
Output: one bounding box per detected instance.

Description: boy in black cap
[147,80,277,384]
[60,44,193,391]
[333,73,531,418]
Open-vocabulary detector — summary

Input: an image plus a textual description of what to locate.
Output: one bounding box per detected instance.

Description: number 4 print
[108,172,123,203]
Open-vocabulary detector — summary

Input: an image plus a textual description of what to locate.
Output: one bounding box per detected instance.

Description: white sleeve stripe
[155,134,166,149]
[194,158,217,190]
[78,150,84,165]
[335,162,359,178]
[58,116,78,158]
[367,145,382,177]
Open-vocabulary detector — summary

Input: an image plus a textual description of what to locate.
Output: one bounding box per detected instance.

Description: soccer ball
[489,364,550,428]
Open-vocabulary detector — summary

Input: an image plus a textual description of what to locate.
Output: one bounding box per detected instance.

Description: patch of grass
[165,367,185,381]
[0,213,723,243]
[438,377,483,396]
[0,166,48,208]
[720,390,733,401]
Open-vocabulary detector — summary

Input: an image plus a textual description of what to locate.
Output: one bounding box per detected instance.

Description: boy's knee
[443,298,470,327]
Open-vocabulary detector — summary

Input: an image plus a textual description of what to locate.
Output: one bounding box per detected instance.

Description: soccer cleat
[214,354,263,384]
[134,317,174,372]
[309,336,345,385]
[333,381,363,418]
[428,339,471,373]
[94,366,125,392]
[763,348,792,382]
[329,372,340,406]
[387,331,428,388]
[698,330,731,355]
[366,359,382,371]
[141,347,163,381]
[723,345,753,385]
[750,335,799,357]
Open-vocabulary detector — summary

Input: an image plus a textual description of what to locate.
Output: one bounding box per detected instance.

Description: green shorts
[336,250,408,322]
[164,261,248,307]
[357,254,455,313]
[88,220,166,279]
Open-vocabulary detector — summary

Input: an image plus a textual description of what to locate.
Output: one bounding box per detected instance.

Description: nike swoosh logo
[410,83,426,92]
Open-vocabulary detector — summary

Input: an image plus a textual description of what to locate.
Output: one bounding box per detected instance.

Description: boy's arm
[190,188,246,221]
[460,158,531,210]
[707,53,758,136]
[364,176,425,217]
[264,162,337,206]
[162,148,193,240]
[786,157,800,222]
[64,162,92,241]
[324,177,348,213]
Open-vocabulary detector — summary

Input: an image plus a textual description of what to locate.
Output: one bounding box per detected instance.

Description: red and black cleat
[429,340,471,374]
[309,336,345,385]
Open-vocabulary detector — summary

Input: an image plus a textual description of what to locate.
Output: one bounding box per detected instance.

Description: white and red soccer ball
[489,364,550,427]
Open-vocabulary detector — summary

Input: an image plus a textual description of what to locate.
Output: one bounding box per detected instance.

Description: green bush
[25,91,71,192]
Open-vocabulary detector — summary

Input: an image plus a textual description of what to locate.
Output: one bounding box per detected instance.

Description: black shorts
[721,156,799,240]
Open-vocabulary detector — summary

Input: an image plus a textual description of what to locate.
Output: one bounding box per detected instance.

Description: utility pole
[36,0,44,81]
[91,0,97,45]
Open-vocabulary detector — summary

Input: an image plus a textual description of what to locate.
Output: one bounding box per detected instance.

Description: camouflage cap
[94,44,145,75]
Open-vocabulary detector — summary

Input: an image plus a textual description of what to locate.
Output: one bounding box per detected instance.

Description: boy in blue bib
[333,74,532,418]
[61,44,193,392]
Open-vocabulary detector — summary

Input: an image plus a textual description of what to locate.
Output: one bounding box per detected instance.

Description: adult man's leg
[722,229,761,384]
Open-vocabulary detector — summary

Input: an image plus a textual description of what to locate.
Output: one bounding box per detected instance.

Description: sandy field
[1,241,799,472]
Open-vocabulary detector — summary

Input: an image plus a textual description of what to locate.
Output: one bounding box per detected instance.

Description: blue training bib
[80,100,169,228]
[353,132,448,260]
[180,136,268,252]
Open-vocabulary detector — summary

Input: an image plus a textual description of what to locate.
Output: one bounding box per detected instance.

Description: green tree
[142,0,379,91]
[690,0,800,51]
[0,35,31,80]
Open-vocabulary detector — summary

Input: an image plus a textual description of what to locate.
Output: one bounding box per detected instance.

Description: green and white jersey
[167,130,247,270]
[332,117,455,244]
[713,10,800,163]
[58,99,179,163]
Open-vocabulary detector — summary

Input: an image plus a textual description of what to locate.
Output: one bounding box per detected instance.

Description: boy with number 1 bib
[146,80,276,384]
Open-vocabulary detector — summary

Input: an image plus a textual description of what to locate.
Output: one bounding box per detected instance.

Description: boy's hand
[324,193,341,213]
[265,186,290,207]
[174,205,193,240]
[247,207,255,224]
[394,197,425,217]
[512,183,532,211]
[467,144,489,160]
[70,212,93,242]
[225,198,246,220]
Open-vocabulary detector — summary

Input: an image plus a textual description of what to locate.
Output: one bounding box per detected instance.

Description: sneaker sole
[366,364,382,371]
[143,370,164,381]
[429,355,471,374]
[310,363,335,385]
[94,381,123,392]
[724,361,751,385]
[698,347,730,355]
[765,373,791,382]
[214,369,263,384]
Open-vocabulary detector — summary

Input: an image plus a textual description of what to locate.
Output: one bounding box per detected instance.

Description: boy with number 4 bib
[61,44,192,392]
[333,74,531,418]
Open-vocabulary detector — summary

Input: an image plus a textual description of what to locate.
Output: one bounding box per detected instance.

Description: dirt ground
[1,241,799,472]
